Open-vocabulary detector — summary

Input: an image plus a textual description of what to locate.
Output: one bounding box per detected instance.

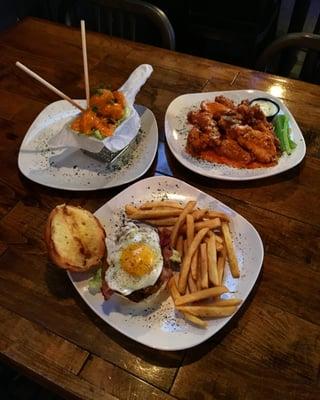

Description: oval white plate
[68,176,264,351]
[18,101,158,190]
[165,90,306,181]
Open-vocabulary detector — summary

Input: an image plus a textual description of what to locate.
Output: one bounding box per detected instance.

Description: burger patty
[101,228,173,302]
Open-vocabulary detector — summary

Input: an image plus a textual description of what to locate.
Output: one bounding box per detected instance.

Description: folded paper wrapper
[49,64,153,153]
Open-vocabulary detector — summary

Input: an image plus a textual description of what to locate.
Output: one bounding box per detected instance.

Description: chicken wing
[215,138,252,164]
[229,125,278,163]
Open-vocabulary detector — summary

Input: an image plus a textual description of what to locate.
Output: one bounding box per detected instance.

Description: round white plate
[165,90,306,181]
[18,101,158,190]
[68,176,264,351]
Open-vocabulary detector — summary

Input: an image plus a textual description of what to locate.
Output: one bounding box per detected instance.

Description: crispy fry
[204,235,223,252]
[168,276,181,301]
[216,242,223,252]
[144,217,178,226]
[181,218,221,234]
[186,214,194,247]
[212,298,242,307]
[217,245,226,285]
[206,211,230,222]
[175,286,228,306]
[208,231,223,244]
[125,200,241,328]
[129,208,182,220]
[191,248,198,280]
[207,233,219,286]
[200,242,209,289]
[176,235,184,258]
[140,200,184,209]
[192,209,208,221]
[176,305,236,318]
[178,227,209,294]
[170,201,197,248]
[125,204,138,215]
[188,273,198,293]
[183,239,188,257]
[170,277,207,328]
[184,312,208,328]
[196,259,202,291]
[221,222,240,278]
[150,207,183,211]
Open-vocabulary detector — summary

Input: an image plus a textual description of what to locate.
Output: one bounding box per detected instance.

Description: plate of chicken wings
[164,90,306,180]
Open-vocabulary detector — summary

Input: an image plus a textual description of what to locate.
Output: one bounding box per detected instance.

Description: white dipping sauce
[251,100,279,117]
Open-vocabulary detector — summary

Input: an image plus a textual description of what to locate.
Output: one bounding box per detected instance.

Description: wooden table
[0,17,319,400]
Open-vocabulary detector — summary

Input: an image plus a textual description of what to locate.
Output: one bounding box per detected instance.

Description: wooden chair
[256,32,320,83]
[63,0,175,50]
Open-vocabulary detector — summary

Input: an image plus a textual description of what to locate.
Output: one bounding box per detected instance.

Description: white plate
[18,101,158,190]
[165,90,306,181]
[68,176,264,351]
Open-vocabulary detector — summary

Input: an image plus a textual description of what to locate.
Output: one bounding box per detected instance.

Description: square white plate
[68,176,264,351]
[165,90,306,180]
[18,101,158,190]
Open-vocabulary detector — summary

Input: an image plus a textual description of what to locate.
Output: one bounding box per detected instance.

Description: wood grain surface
[0,17,319,400]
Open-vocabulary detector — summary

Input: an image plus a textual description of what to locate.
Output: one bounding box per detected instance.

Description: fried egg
[105,222,163,295]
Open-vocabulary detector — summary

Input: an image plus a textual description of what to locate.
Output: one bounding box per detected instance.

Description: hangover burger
[45,205,175,302]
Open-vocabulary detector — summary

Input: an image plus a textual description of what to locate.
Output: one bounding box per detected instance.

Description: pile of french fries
[125,200,241,328]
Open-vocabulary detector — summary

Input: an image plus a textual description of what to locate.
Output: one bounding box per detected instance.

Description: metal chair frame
[256,32,320,82]
[66,0,175,50]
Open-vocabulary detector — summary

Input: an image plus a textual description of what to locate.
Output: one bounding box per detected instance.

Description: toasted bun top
[45,204,106,272]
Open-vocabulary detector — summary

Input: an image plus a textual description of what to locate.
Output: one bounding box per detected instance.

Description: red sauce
[198,150,277,169]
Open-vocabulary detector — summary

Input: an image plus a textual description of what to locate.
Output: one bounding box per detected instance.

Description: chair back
[256,32,320,83]
[64,0,175,50]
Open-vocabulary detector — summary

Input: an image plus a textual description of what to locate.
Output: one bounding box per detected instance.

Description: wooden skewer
[80,20,90,108]
[15,61,85,112]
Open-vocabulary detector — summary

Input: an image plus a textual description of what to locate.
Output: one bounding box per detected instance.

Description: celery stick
[274,115,286,152]
[289,138,297,149]
[273,115,296,155]
[282,115,292,155]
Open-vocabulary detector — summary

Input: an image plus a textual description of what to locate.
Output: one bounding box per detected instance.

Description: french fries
[170,201,197,248]
[180,218,221,234]
[178,227,209,294]
[177,305,237,318]
[222,222,240,278]
[175,286,228,306]
[212,298,242,307]
[190,248,198,280]
[128,208,182,220]
[207,233,219,286]
[184,312,208,328]
[140,200,184,209]
[200,242,209,289]
[188,273,198,293]
[186,214,194,247]
[124,199,241,329]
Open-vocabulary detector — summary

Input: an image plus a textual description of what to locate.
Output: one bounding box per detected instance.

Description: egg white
[105,222,163,295]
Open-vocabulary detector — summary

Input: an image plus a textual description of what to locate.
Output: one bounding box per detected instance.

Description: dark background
[1,0,319,70]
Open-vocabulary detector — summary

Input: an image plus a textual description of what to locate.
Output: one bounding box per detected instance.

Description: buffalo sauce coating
[71,89,126,137]
[186,96,280,169]
[199,150,277,169]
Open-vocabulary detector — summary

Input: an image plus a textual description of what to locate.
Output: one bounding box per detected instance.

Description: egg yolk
[120,243,155,276]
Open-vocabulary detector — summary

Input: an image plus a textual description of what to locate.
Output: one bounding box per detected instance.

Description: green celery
[273,114,296,155]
